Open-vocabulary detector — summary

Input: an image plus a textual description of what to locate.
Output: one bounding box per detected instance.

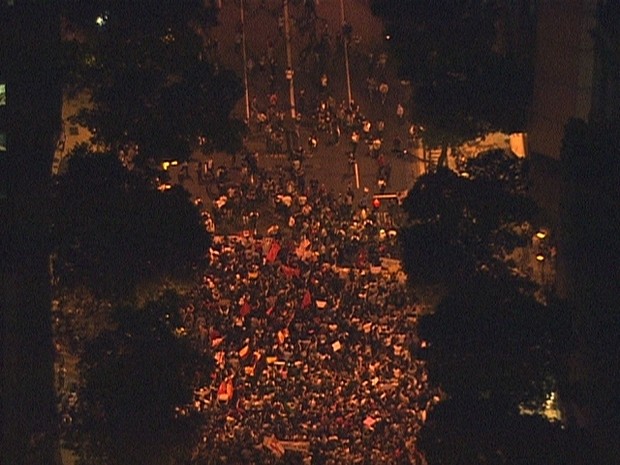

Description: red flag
[217,381,229,402]
[226,379,234,400]
[240,300,251,317]
[281,265,301,278]
[301,290,312,309]
[266,241,281,263]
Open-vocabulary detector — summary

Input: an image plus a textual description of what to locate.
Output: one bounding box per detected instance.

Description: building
[0,2,63,464]
[528,0,620,159]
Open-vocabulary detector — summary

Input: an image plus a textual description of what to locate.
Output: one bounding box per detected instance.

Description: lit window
[0,83,5,106]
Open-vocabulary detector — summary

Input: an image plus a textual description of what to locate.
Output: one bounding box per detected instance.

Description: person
[234,22,243,55]
[367,77,377,103]
[197,162,204,183]
[362,119,372,139]
[298,89,307,115]
[377,176,387,193]
[379,82,389,105]
[375,119,385,139]
[350,130,360,154]
[320,73,328,94]
[308,133,318,154]
[180,160,190,178]
[347,151,356,177]
[269,92,278,108]
[371,138,382,158]
[396,103,404,123]
[377,152,386,170]
[331,120,341,146]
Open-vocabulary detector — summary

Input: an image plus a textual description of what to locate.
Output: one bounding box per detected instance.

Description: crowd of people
[53,4,439,463]
[178,164,438,464]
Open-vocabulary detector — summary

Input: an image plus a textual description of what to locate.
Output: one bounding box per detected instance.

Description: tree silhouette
[372,0,534,164]
[63,1,245,165]
[70,291,211,465]
[52,145,211,299]
[400,150,536,284]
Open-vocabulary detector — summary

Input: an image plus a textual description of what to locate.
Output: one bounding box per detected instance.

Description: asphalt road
[200,0,423,196]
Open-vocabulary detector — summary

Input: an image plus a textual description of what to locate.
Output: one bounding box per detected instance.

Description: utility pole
[283,0,296,118]
[240,0,251,123]
[340,0,353,106]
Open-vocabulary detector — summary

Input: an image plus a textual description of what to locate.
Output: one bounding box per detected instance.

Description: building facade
[528,0,619,159]
[0,2,63,464]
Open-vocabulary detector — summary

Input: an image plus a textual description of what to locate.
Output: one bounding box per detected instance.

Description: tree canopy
[63,1,245,165]
[419,273,567,410]
[418,398,573,465]
[69,291,211,465]
[558,116,620,460]
[51,145,211,298]
[398,147,571,464]
[372,0,534,152]
[400,150,536,284]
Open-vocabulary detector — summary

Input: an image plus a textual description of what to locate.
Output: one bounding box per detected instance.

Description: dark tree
[418,398,575,465]
[400,150,536,284]
[415,265,570,465]
[63,1,245,165]
[558,116,620,461]
[372,0,534,165]
[51,145,211,298]
[419,274,567,410]
[69,291,211,465]
[1,4,63,464]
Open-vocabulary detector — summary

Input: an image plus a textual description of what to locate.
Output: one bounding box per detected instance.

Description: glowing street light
[536,253,546,284]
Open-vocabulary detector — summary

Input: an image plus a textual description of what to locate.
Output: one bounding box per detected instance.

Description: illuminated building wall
[528,0,598,159]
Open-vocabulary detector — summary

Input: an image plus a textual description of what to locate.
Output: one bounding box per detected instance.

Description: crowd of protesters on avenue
[175,142,439,465]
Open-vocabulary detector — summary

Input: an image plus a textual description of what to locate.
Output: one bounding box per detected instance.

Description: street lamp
[536,230,547,240]
[535,253,545,283]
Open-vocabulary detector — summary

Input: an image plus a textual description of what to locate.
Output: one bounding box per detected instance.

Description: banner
[239,345,250,358]
[281,265,301,278]
[240,300,252,317]
[263,436,285,458]
[266,241,281,262]
[217,379,234,402]
[301,289,312,309]
[280,440,310,453]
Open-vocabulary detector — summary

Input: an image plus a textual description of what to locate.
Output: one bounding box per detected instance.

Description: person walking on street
[367,76,377,103]
[197,162,204,184]
[350,130,360,155]
[379,82,389,105]
[347,151,357,177]
[396,103,405,124]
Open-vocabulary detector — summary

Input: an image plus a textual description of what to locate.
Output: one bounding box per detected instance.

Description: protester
[181,158,438,464]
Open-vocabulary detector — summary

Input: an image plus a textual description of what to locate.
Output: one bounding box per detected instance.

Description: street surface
[200,0,422,195]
